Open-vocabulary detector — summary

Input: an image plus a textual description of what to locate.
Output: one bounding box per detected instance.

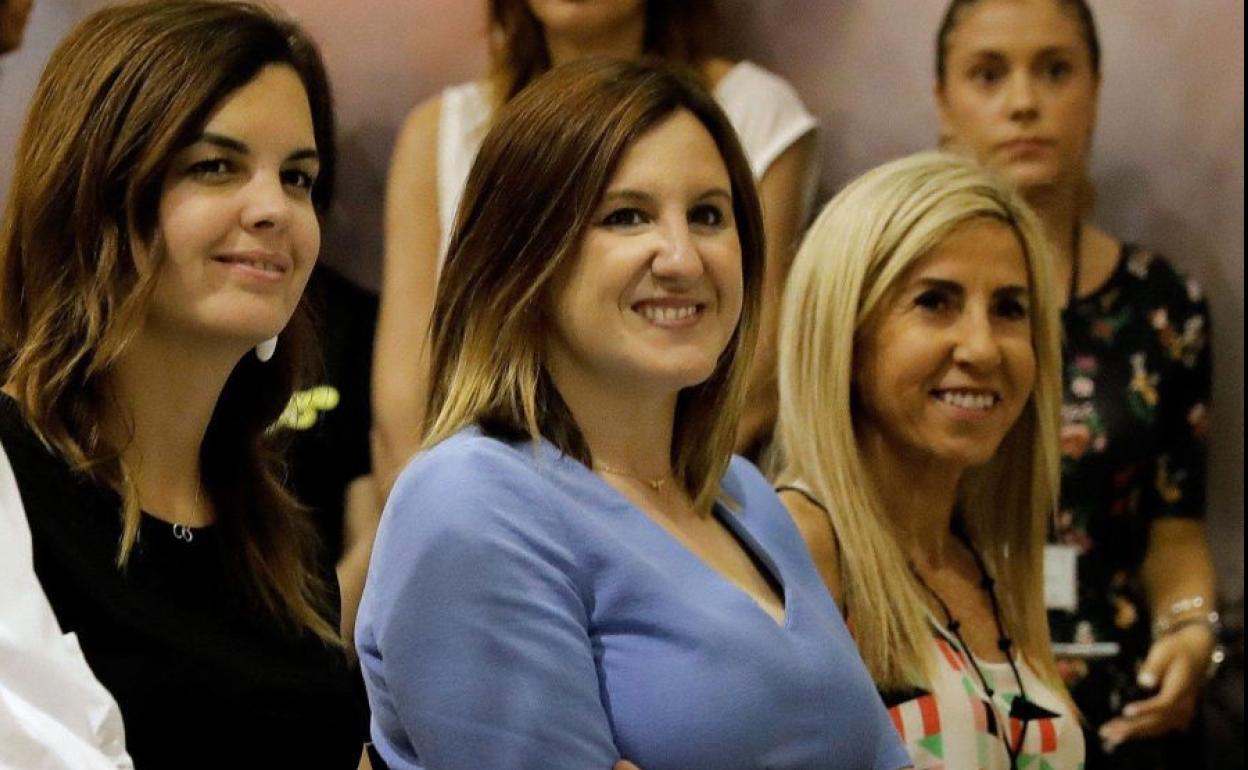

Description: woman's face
[546,108,743,401]
[525,0,645,40]
[937,0,1099,193]
[854,218,1036,473]
[146,64,321,351]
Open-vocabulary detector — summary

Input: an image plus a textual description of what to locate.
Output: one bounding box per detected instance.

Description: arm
[365,451,619,769]
[736,133,817,454]
[370,96,443,499]
[1100,518,1217,745]
[336,474,381,651]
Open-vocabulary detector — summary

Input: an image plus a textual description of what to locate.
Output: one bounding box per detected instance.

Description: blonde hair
[775,151,1063,691]
[423,59,765,512]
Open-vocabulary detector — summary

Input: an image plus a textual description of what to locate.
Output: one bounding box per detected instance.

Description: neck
[543,16,646,67]
[1022,182,1083,293]
[858,428,962,567]
[104,327,247,525]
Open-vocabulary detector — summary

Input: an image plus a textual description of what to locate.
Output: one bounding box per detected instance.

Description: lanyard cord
[908,522,1032,770]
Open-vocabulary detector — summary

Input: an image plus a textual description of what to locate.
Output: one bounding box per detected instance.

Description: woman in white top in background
[775,152,1085,769]
[372,0,819,494]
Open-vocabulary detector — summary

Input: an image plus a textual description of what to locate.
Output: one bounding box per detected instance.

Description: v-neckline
[559,451,791,629]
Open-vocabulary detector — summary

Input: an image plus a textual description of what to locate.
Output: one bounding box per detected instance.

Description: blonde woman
[775,152,1083,768]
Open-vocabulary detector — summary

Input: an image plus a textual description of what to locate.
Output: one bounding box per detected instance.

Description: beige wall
[1,1,1241,594]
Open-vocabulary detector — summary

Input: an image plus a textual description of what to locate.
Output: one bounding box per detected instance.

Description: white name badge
[1044,544,1079,611]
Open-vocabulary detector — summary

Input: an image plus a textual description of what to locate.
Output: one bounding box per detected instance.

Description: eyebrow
[599,187,732,205]
[195,131,319,163]
[913,278,1029,297]
[966,44,1078,61]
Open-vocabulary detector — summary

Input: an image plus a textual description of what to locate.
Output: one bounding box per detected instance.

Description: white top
[885,618,1085,769]
[0,439,133,770]
[435,60,819,261]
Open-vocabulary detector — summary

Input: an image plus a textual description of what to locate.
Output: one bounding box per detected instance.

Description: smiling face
[545,108,742,401]
[854,217,1036,473]
[937,0,1099,192]
[146,64,321,349]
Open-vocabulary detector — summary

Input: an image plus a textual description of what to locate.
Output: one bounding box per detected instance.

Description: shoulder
[0,395,70,489]
[721,458,807,556]
[1120,244,1208,314]
[711,61,817,177]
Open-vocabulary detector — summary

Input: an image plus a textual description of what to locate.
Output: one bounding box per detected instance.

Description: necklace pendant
[172,523,194,543]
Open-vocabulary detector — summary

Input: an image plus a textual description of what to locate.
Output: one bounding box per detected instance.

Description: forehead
[948,0,1087,57]
[200,64,315,142]
[606,109,730,190]
[905,217,1030,286]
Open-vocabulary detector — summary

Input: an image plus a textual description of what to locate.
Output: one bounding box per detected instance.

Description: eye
[689,203,726,228]
[599,208,649,228]
[969,63,1005,86]
[282,167,317,193]
[187,158,234,178]
[994,296,1030,321]
[1043,59,1073,82]
[914,288,954,313]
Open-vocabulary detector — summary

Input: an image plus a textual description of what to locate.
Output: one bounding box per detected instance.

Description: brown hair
[424,57,764,512]
[0,0,339,642]
[936,0,1101,84]
[488,0,717,101]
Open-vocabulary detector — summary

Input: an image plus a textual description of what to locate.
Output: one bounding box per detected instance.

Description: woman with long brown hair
[371,0,819,495]
[356,58,907,770]
[0,2,365,766]
[933,2,1218,765]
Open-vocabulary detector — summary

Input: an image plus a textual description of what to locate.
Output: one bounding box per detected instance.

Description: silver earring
[255,335,278,362]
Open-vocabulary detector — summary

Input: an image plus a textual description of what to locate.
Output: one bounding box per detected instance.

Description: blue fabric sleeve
[367,441,620,769]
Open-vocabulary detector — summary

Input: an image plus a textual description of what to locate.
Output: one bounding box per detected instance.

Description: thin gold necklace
[593,462,672,492]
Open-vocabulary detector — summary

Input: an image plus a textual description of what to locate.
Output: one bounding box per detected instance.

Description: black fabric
[0,394,367,769]
[284,265,378,562]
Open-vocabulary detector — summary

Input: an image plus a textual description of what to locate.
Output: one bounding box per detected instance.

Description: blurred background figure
[933,1,1219,766]
[0,0,32,54]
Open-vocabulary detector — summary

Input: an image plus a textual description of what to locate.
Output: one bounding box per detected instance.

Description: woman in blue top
[355,59,911,770]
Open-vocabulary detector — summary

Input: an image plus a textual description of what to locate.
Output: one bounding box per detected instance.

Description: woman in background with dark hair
[933,1,1217,765]
[372,0,819,494]
[357,58,907,770]
[0,2,365,766]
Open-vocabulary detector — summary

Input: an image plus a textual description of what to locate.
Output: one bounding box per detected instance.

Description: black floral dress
[1049,244,1211,767]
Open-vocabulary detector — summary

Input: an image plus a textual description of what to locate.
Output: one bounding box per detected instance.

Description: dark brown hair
[0,0,338,642]
[424,57,765,511]
[936,0,1101,83]
[488,0,717,101]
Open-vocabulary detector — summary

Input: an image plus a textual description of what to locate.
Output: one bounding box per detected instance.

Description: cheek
[293,208,322,267]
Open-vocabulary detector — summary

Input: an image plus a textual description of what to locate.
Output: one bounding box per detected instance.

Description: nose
[952,307,1003,371]
[650,218,704,284]
[1005,72,1039,123]
[240,171,291,232]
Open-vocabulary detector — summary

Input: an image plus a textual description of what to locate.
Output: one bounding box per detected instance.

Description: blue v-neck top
[357,429,908,770]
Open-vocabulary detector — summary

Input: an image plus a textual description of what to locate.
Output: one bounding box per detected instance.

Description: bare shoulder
[777,488,843,604]
[392,92,444,168]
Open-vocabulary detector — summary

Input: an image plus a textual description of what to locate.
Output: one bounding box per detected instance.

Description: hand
[613,762,643,770]
[1098,624,1214,752]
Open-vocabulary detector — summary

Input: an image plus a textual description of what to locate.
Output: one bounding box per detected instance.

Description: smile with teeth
[933,389,1000,411]
[216,256,285,273]
[635,303,703,324]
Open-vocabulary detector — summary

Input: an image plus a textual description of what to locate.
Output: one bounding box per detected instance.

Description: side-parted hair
[0,0,338,642]
[936,0,1101,83]
[424,58,765,512]
[488,0,717,102]
[775,152,1063,691]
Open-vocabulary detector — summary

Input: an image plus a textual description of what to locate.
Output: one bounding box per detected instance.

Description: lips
[632,299,706,327]
[931,388,1001,411]
[212,250,291,276]
[998,137,1054,156]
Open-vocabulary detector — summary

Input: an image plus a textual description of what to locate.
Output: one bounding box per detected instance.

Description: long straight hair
[0,0,339,643]
[424,58,765,512]
[775,152,1064,691]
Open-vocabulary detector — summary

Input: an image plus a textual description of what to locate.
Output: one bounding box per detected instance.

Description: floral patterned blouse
[1049,244,1211,733]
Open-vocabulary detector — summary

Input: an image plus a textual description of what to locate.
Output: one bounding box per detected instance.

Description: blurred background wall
[2,0,1241,597]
